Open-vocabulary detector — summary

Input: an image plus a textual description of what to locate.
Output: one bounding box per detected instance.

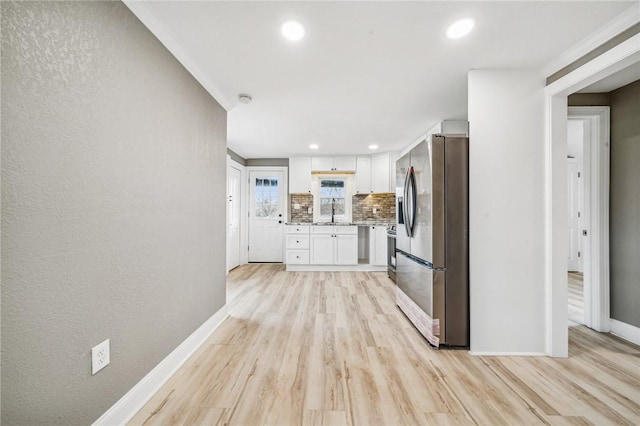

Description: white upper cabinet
[289,157,312,194]
[292,153,397,194]
[333,157,357,171]
[371,152,398,193]
[355,156,372,194]
[311,156,356,172]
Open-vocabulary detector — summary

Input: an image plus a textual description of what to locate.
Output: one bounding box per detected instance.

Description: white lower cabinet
[369,225,388,266]
[285,225,310,265]
[310,234,334,264]
[286,250,310,264]
[310,225,358,265]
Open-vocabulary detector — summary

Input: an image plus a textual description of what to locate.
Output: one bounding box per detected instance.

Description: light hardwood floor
[130,264,640,426]
[568,272,584,324]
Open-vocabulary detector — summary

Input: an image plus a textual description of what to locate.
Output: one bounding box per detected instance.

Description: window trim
[311,173,354,223]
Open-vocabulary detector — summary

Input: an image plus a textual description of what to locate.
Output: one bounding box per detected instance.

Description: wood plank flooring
[568,272,584,324]
[129,264,640,426]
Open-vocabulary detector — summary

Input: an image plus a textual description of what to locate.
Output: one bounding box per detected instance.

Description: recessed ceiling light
[447,18,474,39]
[281,20,305,41]
[309,144,319,149]
[368,144,379,150]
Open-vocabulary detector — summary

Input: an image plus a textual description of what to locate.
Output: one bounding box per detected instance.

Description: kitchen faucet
[331,198,336,223]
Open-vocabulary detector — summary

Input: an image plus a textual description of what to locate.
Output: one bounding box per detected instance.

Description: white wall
[468,70,546,354]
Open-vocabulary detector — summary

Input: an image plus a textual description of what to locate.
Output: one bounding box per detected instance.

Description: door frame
[246,166,288,263]
[544,33,639,357]
[566,157,580,274]
[568,107,610,331]
[227,156,247,272]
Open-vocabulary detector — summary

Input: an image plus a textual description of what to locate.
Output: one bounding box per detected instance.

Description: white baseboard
[286,264,388,272]
[469,352,547,357]
[609,318,640,346]
[93,305,229,425]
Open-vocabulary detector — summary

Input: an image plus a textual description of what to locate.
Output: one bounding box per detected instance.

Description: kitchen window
[320,179,345,218]
[312,174,354,222]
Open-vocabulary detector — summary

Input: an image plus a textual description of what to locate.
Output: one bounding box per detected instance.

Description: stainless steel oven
[387,225,396,282]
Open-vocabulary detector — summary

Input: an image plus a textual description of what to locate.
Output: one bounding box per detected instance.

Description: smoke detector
[238,94,252,104]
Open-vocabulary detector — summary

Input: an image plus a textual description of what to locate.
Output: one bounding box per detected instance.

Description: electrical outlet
[373,208,377,214]
[307,207,312,214]
[92,339,110,375]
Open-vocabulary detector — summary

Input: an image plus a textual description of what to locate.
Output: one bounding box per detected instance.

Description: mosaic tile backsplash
[289,193,396,223]
[352,193,396,223]
[290,194,314,223]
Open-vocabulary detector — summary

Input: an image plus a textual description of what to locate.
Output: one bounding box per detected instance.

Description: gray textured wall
[246,158,289,167]
[609,79,640,328]
[1,1,227,424]
[568,92,610,106]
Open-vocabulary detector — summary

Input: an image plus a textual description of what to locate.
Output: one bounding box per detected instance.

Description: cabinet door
[311,157,334,172]
[333,157,356,172]
[310,234,334,264]
[334,234,358,265]
[289,157,312,193]
[371,153,390,193]
[370,226,388,266]
[356,156,372,194]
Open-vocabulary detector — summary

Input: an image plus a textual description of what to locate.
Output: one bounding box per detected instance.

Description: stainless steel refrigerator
[395,135,469,347]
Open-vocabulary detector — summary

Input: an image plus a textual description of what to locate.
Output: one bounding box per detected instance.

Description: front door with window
[249,170,285,262]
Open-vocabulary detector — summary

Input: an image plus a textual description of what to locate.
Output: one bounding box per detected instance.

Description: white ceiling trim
[542,4,639,78]
[123,0,234,111]
[545,33,640,97]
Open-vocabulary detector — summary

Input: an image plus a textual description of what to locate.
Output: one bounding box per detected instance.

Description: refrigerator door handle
[403,167,412,237]
[406,167,417,237]
[409,167,418,237]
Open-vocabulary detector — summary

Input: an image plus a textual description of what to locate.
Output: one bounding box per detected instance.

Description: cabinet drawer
[286,235,309,249]
[335,225,357,235]
[287,250,309,264]
[311,226,334,234]
[286,225,310,234]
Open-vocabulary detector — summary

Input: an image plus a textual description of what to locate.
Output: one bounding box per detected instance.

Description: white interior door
[249,170,285,262]
[227,164,241,271]
[567,158,580,272]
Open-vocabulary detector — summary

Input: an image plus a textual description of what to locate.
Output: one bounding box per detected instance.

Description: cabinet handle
[296,240,300,243]
[296,256,300,259]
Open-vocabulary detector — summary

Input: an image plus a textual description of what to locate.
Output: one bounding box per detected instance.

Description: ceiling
[128,1,634,159]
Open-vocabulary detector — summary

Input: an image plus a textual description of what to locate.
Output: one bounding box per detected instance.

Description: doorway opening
[566,106,610,333]
[545,31,638,355]
[566,116,588,326]
[566,121,585,324]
